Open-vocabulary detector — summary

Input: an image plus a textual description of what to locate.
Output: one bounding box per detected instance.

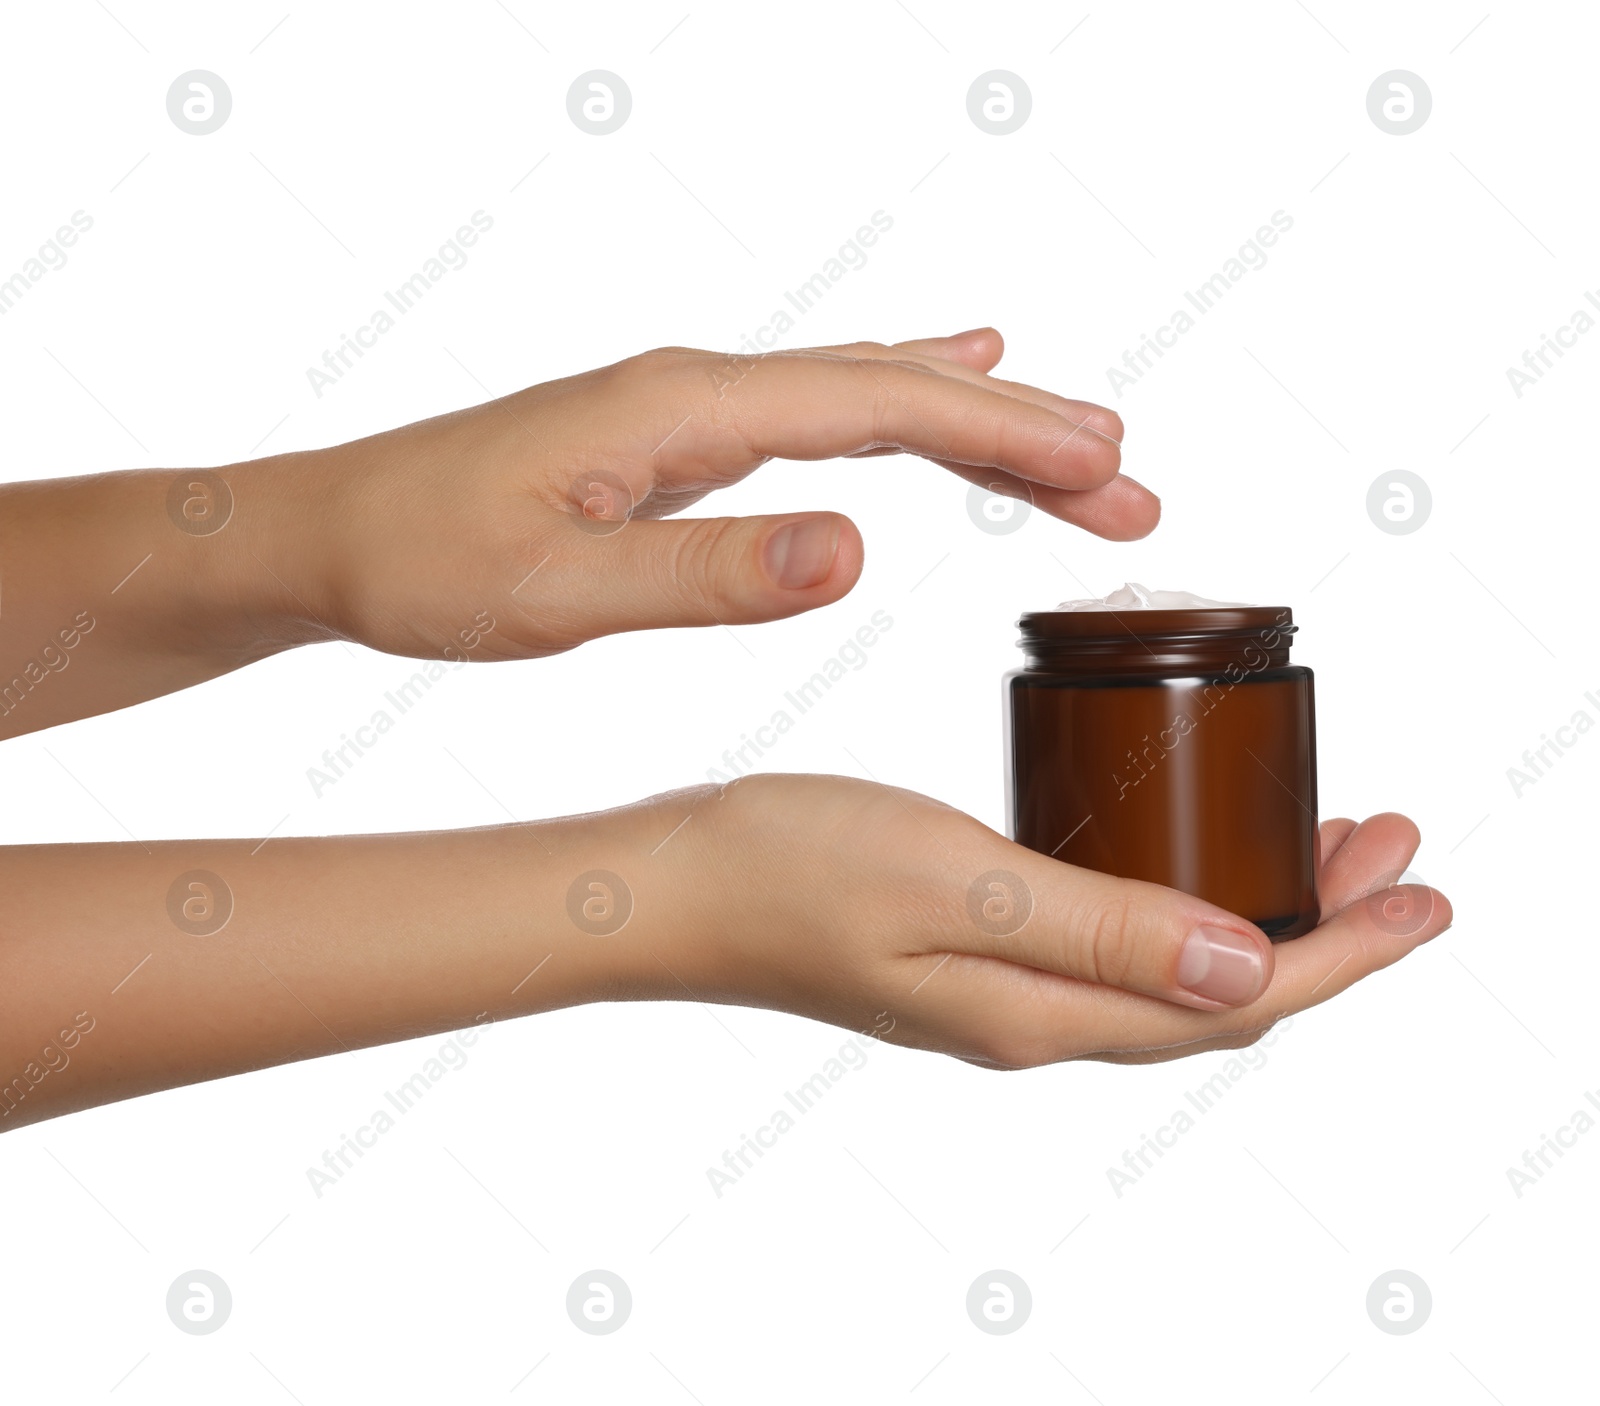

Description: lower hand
[651,775,1450,1066]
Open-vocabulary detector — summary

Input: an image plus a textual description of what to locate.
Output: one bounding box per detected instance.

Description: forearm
[0,457,340,739]
[0,797,695,1130]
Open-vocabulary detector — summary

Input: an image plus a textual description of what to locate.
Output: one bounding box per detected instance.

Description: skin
[0,329,1452,1130]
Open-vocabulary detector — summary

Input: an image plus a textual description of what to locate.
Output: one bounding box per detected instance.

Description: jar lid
[1018,605,1294,644]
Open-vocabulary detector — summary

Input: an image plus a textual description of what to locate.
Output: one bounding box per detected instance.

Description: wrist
[630,779,797,1006]
[531,786,753,1011]
[199,450,349,655]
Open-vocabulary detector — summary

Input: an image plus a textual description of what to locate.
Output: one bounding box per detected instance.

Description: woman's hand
[0,774,1448,1127]
[657,775,1450,1067]
[0,328,1142,738]
[257,328,1151,661]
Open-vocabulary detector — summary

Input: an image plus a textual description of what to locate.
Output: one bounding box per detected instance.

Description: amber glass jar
[1006,606,1319,939]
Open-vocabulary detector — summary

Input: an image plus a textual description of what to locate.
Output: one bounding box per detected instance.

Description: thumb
[960,861,1276,1012]
[567,511,863,634]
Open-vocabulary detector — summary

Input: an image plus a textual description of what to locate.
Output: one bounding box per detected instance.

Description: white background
[1,0,1593,1399]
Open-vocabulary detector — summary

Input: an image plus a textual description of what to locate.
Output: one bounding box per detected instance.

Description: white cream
[1055,582,1249,611]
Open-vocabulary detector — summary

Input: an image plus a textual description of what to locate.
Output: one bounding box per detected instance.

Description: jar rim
[1018,605,1293,643]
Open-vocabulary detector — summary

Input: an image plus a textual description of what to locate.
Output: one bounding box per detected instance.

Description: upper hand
[268,329,1152,660]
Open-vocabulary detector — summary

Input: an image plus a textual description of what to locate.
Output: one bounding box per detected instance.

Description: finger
[1317,817,1359,870]
[1317,811,1421,920]
[810,332,1124,443]
[904,864,1447,1068]
[891,327,1006,373]
[869,335,1125,445]
[897,950,1267,1068]
[658,347,1122,494]
[947,861,1274,1013]
[906,810,1443,1062]
[1086,813,1440,1042]
[1086,876,1450,1055]
[940,460,1161,541]
[546,511,863,634]
[1092,1021,1287,1065]
[1256,880,1452,1013]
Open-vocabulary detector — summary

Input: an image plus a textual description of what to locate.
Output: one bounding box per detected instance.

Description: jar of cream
[1005,584,1319,940]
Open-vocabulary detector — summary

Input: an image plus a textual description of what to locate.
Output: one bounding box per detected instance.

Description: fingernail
[1177,925,1265,1004]
[764,518,840,590]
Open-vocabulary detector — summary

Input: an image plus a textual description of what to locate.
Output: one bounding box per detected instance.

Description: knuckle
[1217,1012,1283,1050]
[856,375,895,448]
[1093,408,1125,442]
[873,393,894,447]
[1088,428,1122,474]
[974,1029,1052,1071]
[1076,894,1141,988]
[832,340,892,361]
[1055,418,1117,471]
[617,347,699,392]
[635,345,700,365]
[661,515,736,607]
